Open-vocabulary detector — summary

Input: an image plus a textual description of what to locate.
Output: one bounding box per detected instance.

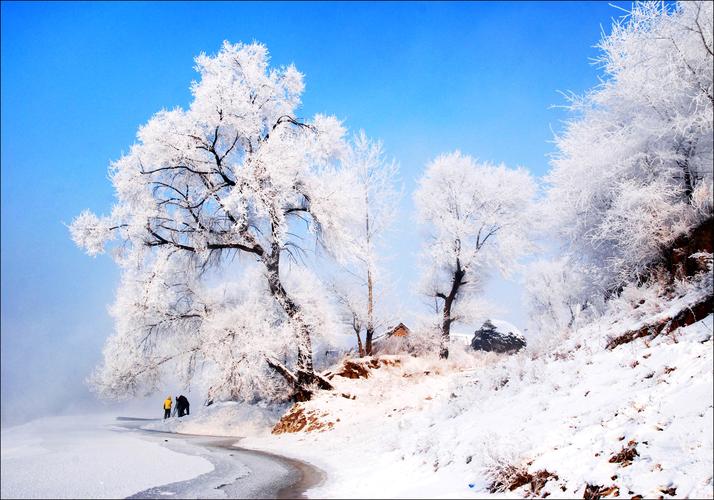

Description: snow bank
[243,279,713,499]
[143,401,283,438]
[0,413,213,499]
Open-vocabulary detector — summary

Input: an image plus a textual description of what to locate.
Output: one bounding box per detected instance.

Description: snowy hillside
[240,277,713,499]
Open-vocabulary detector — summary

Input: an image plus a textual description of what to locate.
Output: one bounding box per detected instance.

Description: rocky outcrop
[471,320,526,354]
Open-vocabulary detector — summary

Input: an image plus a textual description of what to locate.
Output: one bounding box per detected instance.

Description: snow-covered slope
[243,278,713,499]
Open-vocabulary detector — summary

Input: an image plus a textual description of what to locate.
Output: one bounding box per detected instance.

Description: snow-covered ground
[239,279,713,499]
[4,279,710,499]
[0,414,214,499]
[143,401,282,438]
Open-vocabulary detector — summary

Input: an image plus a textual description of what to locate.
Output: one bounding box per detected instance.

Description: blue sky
[1,1,630,425]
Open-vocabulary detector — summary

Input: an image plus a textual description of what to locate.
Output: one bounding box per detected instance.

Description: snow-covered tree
[334,131,400,356]
[71,41,362,401]
[414,152,535,358]
[546,1,713,295]
[523,257,597,340]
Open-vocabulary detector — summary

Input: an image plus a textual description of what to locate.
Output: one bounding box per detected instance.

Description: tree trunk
[440,297,453,359]
[265,356,332,402]
[356,331,365,357]
[364,196,377,357]
[678,140,696,202]
[353,314,365,357]
[365,324,375,357]
[365,266,375,356]
[264,251,332,400]
[439,258,466,359]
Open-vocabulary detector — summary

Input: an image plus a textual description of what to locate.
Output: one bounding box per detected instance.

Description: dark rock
[471,320,526,354]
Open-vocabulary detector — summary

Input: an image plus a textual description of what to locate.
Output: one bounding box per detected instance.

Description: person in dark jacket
[177,395,190,417]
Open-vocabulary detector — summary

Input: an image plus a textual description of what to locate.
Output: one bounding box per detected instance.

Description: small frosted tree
[71,41,362,401]
[523,257,596,340]
[414,152,535,358]
[333,131,400,356]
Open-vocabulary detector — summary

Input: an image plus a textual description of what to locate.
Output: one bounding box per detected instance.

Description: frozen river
[1,414,323,499]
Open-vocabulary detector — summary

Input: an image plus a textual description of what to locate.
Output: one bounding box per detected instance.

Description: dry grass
[324,356,402,380]
[608,440,639,467]
[485,461,558,497]
[583,483,620,499]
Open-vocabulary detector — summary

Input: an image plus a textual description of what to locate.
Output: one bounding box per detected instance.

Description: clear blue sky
[1,0,630,425]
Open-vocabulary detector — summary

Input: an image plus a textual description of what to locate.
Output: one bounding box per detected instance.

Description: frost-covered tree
[414,152,535,358]
[334,131,400,356]
[523,257,596,339]
[71,41,362,401]
[546,1,713,295]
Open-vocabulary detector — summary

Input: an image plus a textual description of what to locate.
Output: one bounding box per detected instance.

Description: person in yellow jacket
[163,396,172,419]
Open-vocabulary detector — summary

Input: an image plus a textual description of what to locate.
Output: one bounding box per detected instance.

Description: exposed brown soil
[272,404,334,434]
[606,295,713,350]
[325,356,402,380]
[332,360,370,379]
[660,217,713,279]
[274,357,405,434]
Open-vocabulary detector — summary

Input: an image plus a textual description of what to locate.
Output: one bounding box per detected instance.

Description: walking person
[177,395,190,417]
[163,395,172,419]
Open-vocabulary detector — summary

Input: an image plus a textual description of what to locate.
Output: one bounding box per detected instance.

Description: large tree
[546,1,713,295]
[71,41,361,402]
[414,152,535,359]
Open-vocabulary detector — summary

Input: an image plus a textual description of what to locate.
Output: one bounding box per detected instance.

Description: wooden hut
[372,322,412,354]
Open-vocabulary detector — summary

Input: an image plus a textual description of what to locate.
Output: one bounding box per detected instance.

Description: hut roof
[385,322,410,337]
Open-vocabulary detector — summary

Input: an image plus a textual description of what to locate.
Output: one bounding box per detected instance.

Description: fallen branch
[265,356,334,402]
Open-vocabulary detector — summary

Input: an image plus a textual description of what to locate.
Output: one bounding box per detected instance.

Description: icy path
[121,418,325,499]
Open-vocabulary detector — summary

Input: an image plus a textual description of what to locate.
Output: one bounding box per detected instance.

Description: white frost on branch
[545,1,713,294]
[415,152,536,288]
[74,41,363,402]
[69,210,114,256]
[414,151,535,357]
[331,131,402,355]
